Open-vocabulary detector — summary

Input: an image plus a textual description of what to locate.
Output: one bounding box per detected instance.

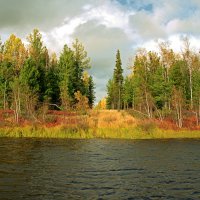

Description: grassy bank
[1,110,200,139]
[1,125,200,139]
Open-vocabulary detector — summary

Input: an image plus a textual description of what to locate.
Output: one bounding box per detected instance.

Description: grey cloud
[166,13,200,36]
[129,11,166,41]
[0,0,99,32]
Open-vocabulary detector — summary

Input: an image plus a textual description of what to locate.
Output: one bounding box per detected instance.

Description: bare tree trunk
[14,91,19,123]
[189,68,193,110]
[173,88,183,128]
[179,102,182,128]
[3,81,7,110]
[175,102,183,128]
[145,90,151,118]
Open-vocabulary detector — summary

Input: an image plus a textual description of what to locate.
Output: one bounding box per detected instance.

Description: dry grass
[88,110,137,129]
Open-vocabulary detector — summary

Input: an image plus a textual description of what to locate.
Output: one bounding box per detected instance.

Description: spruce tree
[123,76,134,109]
[113,50,123,110]
[88,76,95,108]
[27,29,47,102]
[59,45,76,108]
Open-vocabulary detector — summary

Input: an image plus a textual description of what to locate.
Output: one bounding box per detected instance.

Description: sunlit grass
[1,125,200,139]
[0,126,94,139]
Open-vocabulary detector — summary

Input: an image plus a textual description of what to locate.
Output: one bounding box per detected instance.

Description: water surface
[0,138,200,199]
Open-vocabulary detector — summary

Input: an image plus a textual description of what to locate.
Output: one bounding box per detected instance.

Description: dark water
[0,138,200,200]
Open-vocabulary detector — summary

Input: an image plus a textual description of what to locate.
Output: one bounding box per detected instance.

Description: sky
[1,0,200,103]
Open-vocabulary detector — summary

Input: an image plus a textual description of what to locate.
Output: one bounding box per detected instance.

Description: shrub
[136,120,157,134]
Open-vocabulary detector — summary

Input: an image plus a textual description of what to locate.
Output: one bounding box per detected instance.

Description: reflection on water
[0,138,200,199]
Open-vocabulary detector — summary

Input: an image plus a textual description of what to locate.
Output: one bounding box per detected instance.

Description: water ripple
[0,138,200,199]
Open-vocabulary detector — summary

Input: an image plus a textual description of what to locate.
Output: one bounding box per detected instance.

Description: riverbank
[1,125,200,140]
[1,110,200,139]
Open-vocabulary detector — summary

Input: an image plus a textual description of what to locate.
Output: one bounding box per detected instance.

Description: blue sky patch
[115,0,153,12]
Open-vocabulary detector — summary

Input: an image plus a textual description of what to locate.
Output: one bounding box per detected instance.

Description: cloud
[139,34,200,54]
[0,0,100,33]
[166,14,200,36]
[129,11,166,41]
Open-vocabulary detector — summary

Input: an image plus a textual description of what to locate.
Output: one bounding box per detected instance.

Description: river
[0,138,200,199]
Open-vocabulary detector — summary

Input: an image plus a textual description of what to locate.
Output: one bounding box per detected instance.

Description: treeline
[106,39,200,128]
[0,29,95,123]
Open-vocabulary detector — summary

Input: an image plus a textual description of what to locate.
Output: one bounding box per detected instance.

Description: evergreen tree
[88,76,95,108]
[106,79,115,109]
[27,29,46,102]
[123,76,134,109]
[59,40,92,109]
[59,44,76,108]
[72,39,91,95]
[113,49,123,110]
[44,53,60,106]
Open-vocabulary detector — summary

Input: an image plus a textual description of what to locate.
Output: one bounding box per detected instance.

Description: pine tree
[72,39,91,95]
[123,76,134,109]
[44,53,60,106]
[113,49,123,110]
[59,45,76,108]
[88,76,95,108]
[27,29,47,102]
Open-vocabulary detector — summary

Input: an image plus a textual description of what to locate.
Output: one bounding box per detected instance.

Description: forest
[0,29,95,124]
[1,29,200,138]
[106,38,200,128]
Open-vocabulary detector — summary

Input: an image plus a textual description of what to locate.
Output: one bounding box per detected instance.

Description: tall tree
[44,53,60,105]
[59,44,76,109]
[159,42,176,110]
[59,40,92,109]
[72,39,91,95]
[3,34,27,74]
[132,50,153,117]
[3,34,27,122]
[27,29,46,102]
[113,49,123,110]
[182,37,194,110]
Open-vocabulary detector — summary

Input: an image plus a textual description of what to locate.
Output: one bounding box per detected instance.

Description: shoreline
[1,126,200,140]
[1,110,200,140]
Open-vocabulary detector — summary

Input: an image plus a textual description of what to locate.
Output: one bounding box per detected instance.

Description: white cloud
[138,34,200,54]
[43,0,136,51]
